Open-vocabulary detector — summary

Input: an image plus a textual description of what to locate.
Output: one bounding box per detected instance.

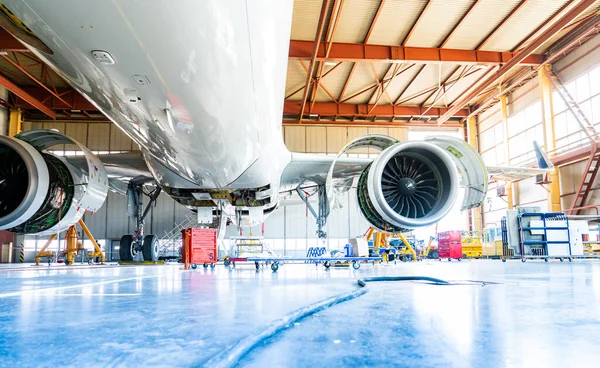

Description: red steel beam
[311,0,344,111]
[337,0,384,102]
[283,100,469,118]
[2,53,73,108]
[437,0,596,125]
[289,40,545,65]
[297,0,332,123]
[512,0,576,52]
[471,12,600,118]
[283,119,463,128]
[0,73,55,118]
[369,64,400,113]
[13,87,97,111]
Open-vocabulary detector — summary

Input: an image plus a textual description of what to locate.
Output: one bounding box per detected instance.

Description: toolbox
[181,228,218,269]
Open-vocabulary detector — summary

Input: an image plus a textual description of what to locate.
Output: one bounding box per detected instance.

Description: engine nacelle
[0,130,108,234]
[357,141,459,232]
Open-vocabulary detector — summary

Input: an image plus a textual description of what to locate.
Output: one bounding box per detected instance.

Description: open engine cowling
[357,141,459,232]
[0,131,108,234]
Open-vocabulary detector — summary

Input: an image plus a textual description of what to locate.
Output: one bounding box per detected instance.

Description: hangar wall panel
[87,123,111,151]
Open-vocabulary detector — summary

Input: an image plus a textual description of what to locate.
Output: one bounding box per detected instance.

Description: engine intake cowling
[0,131,108,234]
[357,141,459,232]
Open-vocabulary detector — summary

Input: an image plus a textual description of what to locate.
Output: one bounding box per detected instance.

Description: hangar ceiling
[0,0,598,129]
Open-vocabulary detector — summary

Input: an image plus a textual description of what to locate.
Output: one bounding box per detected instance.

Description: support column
[506,183,514,210]
[467,115,483,232]
[500,93,511,165]
[539,64,561,211]
[499,90,516,212]
[8,108,22,137]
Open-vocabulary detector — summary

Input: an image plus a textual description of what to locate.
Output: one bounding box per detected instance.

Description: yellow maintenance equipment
[386,233,416,262]
[35,219,105,266]
[422,235,439,259]
[482,227,504,258]
[461,231,483,259]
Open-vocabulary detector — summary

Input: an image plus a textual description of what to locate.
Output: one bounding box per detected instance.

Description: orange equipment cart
[181,228,218,270]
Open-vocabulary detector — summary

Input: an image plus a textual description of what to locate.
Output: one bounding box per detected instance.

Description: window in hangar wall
[507,100,543,165]
[553,64,600,151]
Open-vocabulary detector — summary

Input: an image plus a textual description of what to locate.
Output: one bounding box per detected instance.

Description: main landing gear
[119,177,162,262]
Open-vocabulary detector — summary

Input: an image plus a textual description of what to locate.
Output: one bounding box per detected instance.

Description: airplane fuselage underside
[2,0,294,205]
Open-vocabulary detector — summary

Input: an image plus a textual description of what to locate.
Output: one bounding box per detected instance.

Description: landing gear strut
[120,177,162,262]
[295,185,329,239]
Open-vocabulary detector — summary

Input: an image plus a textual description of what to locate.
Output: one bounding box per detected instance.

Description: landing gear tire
[119,235,135,262]
[142,235,159,262]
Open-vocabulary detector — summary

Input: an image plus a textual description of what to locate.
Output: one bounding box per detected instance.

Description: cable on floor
[204,276,455,368]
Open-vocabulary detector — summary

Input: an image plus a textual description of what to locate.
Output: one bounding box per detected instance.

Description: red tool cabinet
[181,228,218,269]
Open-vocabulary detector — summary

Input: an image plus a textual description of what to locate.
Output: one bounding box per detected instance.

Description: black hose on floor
[204,276,452,368]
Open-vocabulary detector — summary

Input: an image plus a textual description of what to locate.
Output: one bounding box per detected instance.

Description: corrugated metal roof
[443,0,522,50]
[441,66,489,107]
[382,64,419,103]
[333,0,381,43]
[367,0,428,45]
[290,0,324,41]
[421,64,467,106]
[399,64,447,105]
[533,4,600,54]
[482,0,568,52]
[404,0,474,48]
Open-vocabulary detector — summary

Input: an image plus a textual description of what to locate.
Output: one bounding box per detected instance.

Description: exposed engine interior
[0,131,108,234]
[356,141,459,232]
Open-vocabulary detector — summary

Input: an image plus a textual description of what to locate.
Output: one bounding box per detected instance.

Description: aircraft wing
[486,141,554,182]
[279,152,371,193]
[487,166,552,181]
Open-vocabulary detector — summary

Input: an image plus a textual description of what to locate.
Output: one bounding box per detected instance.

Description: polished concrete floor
[1,259,600,367]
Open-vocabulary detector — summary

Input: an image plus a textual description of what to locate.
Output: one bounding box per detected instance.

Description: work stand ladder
[159,214,198,260]
[544,68,600,214]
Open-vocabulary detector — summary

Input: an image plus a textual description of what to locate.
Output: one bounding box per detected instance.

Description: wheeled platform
[242,256,383,272]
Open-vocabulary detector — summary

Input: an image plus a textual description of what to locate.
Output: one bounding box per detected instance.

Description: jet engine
[0,130,108,234]
[356,141,460,232]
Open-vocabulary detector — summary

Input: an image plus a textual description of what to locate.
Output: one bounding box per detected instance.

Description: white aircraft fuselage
[6,0,294,201]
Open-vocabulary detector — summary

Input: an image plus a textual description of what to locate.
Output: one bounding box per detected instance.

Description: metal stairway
[545,68,600,214]
[158,213,197,260]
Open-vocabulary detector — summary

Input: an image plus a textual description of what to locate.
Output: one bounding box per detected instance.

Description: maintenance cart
[245,256,383,272]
